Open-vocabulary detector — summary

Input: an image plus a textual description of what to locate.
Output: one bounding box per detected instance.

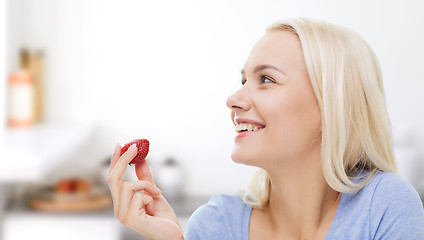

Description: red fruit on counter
[120,139,150,165]
[55,180,73,193]
[55,178,91,194]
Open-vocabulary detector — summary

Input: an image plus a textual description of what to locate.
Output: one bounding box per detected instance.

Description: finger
[108,144,123,216]
[135,159,155,186]
[109,144,138,184]
[109,143,122,173]
[109,144,138,215]
[118,181,161,218]
[129,192,153,217]
[122,181,162,197]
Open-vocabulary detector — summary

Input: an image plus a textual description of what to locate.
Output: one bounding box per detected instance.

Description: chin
[230,149,261,167]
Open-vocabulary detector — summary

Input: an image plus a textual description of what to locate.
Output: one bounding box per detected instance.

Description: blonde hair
[240,18,398,208]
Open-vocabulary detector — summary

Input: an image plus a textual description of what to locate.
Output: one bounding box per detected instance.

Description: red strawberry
[120,139,150,165]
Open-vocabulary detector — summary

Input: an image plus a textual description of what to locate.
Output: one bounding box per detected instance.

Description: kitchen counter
[0,124,95,182]
[0,124,96,240]
[2,195,210,240]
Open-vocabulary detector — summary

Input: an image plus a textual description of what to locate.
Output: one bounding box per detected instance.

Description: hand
[108,144,184,240]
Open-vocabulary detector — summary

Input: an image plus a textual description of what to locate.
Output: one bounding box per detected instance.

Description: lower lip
[235,129,263,139]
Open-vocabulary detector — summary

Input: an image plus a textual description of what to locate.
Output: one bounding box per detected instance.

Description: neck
[261,147,341,239]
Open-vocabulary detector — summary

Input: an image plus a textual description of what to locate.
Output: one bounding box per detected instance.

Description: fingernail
[129,143,137,151]
[155,186,162,194]
[113,143,120,155]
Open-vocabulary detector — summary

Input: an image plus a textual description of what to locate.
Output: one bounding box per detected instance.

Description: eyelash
[241,74,275,85]
[259,74,275,84]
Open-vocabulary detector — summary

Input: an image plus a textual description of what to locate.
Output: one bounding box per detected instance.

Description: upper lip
[234,117,266,128]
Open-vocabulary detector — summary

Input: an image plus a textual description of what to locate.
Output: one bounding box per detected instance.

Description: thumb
[135,159,156,186]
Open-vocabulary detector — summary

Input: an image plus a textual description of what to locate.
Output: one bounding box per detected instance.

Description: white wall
[6,0,424,196]
[0,0,6,144]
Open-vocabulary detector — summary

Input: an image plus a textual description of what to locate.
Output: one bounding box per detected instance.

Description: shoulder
[343,171,420,203]
[189,194,248,220]
[346,171,422,206]
[185,194,252,240]
[332,172,424,239]
[198,194,247,211]
[359,172,424,239]
[369,171,422,207]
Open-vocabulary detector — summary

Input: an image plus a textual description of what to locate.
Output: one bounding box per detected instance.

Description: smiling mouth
[235,123,265,133]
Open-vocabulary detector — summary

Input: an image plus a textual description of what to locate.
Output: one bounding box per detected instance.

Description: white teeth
[235,123,263,132]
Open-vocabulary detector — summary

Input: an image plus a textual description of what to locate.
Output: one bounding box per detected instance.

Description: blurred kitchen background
[0,0,423,239]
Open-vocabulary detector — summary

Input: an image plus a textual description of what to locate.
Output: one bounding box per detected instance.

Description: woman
[108,18,424,239]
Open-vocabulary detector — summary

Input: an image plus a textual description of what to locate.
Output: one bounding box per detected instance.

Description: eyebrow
[241,64,286,75]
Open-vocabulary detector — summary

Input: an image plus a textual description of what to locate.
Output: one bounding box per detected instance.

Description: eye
[260,74,275,84]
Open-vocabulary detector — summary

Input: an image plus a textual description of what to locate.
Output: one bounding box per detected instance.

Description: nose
[226,86,251,114]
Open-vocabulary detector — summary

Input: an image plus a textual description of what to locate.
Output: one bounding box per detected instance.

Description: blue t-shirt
[185,172,424,239]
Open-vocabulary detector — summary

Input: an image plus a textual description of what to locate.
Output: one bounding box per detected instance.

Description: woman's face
[226,30,321,169]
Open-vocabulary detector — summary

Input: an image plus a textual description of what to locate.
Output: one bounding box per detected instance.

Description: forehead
[243,30,304,72]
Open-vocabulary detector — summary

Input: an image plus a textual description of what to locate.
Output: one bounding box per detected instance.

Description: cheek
[230,90,321,166]
[262,94,321,152]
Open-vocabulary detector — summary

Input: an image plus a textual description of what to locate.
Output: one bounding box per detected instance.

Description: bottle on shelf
[7,49,34,128]
[26,50,44,123]
[7,48,45,128]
